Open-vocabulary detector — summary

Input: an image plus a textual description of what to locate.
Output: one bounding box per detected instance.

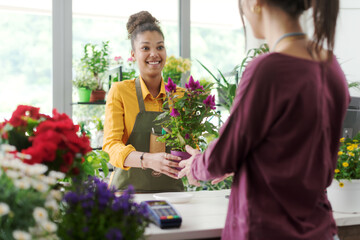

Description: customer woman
[103,11,183,192]
[179,0,348,239]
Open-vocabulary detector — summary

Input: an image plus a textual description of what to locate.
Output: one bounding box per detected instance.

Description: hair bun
[126,11,160,39]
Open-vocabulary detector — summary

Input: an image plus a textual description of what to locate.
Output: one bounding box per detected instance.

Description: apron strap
[135,77,145,112]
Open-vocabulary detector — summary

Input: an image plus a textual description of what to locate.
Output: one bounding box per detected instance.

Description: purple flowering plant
[156,76,219,152]
[58,176,149,240]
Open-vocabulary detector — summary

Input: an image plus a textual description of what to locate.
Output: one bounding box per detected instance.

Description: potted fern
[81,41,110,102]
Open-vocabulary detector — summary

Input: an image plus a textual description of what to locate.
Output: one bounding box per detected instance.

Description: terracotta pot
[90,89,106,102]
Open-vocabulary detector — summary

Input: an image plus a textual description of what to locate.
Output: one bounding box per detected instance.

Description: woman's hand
[143,152,182,179]
[211,173,234,184]
[178,145,201,187]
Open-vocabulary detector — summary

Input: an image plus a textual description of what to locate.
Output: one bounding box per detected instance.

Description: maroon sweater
[192,52,350,240]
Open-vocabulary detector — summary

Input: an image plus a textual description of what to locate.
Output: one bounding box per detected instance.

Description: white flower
[33,207,48,223]
[0,202,10,217]
[49,190,62,201]
[16,152,31,160]
[14,178,31,190]
[12,230,31,240]
[26,164,48,176]
[45,199,58,212]
[0,144,16,152]
[5,169,20,179]
[48,171,65,180]
[40,220,58,233]
[38,175,56,185]
[32,180,49,193]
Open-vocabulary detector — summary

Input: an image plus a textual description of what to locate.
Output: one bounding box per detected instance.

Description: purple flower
[170,108,180,117]
[105,228,123,240]
[185,76,204,92]
[64,192,79,204]
[203,95,216,110]
[185,133,190,139]
[165,78,177,93]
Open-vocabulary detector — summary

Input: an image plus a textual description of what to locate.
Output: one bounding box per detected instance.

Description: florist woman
[179,0,348,239]
[103,11,183,192]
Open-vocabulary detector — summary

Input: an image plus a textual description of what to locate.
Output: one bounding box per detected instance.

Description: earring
[251,5,261,14]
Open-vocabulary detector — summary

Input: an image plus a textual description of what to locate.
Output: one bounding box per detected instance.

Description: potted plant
[58,177,149,240]
[162,55,191,86]
[73,68,98,102]
[327,135,360,212]
[155,76,219,159]
[81,41,110,102]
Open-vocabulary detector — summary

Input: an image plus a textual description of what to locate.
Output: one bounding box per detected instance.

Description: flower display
[58,176,149,240]
[111,55,137,81]
[334,136,360,186]
[0,144,63,240]
[0,105,92,178]
[162,55,191,85]
[156,76,219,152]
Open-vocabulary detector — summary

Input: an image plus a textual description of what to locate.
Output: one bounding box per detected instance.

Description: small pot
[90,89,106,102]
[170,150,191,171]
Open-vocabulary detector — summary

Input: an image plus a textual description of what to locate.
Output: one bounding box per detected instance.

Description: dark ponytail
[310,0,339,60]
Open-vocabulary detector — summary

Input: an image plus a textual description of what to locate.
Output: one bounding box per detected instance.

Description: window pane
[190,0,244,78]
[0,0,52,120]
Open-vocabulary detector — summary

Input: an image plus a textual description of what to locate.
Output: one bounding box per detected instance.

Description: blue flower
[105,228,123,240]
[165,78,177,93]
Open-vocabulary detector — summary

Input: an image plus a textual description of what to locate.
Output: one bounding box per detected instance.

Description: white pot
[327,179,360,213]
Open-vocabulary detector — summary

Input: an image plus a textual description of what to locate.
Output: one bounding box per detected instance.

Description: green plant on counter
[182,175,233,191]
[236,43,269,76]
[334,133,360,187]
[81,41,110,91]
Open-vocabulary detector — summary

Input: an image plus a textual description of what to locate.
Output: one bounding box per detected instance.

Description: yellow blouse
[103,76,166,170]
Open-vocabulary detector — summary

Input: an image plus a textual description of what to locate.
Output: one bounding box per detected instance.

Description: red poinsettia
[0,105,92,177]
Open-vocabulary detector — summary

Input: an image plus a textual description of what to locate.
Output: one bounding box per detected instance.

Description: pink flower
[165,78,177,93]
[170,108,180,117]
[127,57,135,62]
[185,76,203,92]
[114,56,122,61]
[203,95,216,110]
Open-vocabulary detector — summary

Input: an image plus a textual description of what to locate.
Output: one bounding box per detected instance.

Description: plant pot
[327,179,360,213]
[78,87,92,102]
[90,89,106,102]
[170,150,191,171]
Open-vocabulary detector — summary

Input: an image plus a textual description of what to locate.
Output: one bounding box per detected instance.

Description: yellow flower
[352,144,358,148]
[334,169,340,173]
[349,152,355,157]
[342,162,349,167]
[339,182,344,188]
[340,138,345,142]
[354,140,359,143]
[338,151,343,156]
[347,145,354,151]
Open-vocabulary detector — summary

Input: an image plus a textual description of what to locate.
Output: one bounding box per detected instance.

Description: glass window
[190,0,245,79]
[0,0,52,120]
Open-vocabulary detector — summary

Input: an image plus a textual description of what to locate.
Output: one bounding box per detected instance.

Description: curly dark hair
[126,11,164,50]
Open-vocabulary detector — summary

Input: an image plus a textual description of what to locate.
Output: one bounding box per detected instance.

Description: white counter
[134,189,360,240]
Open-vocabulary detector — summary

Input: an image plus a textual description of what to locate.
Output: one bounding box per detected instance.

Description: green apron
[110,77,184,193]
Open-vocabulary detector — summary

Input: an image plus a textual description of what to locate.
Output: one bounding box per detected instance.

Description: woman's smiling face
[131,30,167,80]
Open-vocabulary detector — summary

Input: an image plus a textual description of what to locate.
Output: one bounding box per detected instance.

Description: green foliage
[81,41,110,90]
[334,134,360,183]
[182,176,233,191]
[83,150,110,180]
[72,66,98,90]
[162,55,191,85]
[197,43,269,112]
